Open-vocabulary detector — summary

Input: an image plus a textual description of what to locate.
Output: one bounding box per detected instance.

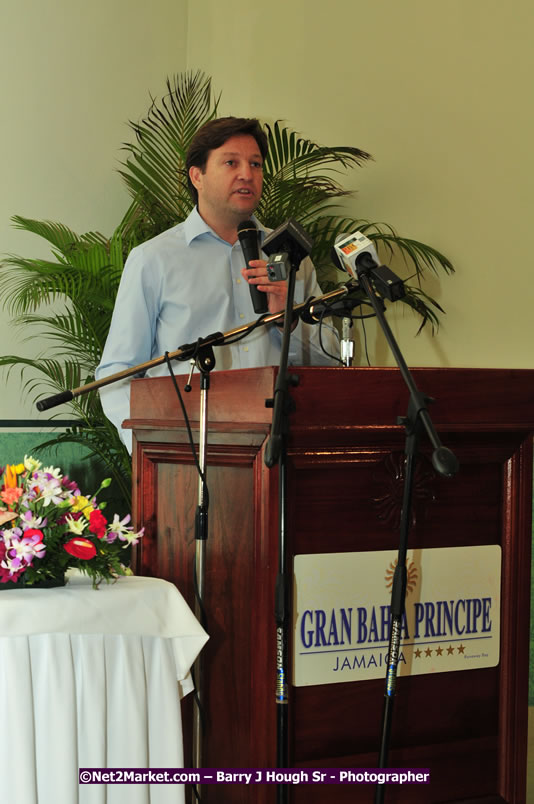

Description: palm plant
[0,216,133,505]
[118,71,217,241]
[0,70,454,504]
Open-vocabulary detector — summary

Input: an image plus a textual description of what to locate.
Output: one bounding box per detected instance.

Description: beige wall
[188,0,534,370]
[1,0,188,419]
[1,0,533,421]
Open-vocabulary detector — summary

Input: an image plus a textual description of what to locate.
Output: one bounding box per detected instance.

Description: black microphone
[237,220,268,315]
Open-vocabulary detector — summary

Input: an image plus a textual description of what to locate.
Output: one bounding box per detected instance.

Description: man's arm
[95,246,161,452]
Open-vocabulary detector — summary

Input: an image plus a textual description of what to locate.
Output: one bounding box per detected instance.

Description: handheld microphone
[334,231,405,302]
[237,220,268,315]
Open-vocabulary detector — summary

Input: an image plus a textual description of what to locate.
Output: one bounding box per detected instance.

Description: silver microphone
[340,317,354,367]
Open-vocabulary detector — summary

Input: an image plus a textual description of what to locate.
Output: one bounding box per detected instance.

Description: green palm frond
[366,229,454,280]
[12,308,104,365]
[0,215,131,507]
[0,355,90,406]
[397,284,446,335]
[1,257,84,314]
[2,223,124,315]
[0,219,125,380]
[12,215,110,250]
[119,72,219,236]
[258,121,371,229]
[263,122,371,176]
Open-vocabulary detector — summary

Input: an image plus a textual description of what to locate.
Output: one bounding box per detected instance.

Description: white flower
[23,455,42,473]
[119,526,144,548]
[65,515,88,535]
[41,466,63,480]
[34,475,64,507]
[108,513,131,537]
[21,510,46,529]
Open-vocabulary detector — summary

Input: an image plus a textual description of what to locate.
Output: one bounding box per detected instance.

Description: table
[0,572,208,803]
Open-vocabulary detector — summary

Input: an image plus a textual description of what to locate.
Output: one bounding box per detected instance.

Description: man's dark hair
[185,117,268,204]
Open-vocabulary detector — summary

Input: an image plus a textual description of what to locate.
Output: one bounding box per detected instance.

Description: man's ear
[189,165,203,192]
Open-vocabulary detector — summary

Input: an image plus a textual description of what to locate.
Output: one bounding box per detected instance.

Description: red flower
[88,509,108,538]
[23,528,44,542]
[63,537,97,560]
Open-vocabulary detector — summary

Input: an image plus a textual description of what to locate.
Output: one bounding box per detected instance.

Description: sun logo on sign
[385,559,418,594]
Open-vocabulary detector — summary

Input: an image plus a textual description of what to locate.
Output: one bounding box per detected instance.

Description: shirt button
[243,346,249,352]
[236,278,242,284]
[240,314,245,319]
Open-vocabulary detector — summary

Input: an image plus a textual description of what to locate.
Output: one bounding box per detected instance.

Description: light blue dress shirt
[95,207,338,451]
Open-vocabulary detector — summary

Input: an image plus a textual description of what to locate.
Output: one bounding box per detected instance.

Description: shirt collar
[184,206,268,247]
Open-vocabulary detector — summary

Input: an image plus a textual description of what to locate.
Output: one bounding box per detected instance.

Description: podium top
[126,366,534,433]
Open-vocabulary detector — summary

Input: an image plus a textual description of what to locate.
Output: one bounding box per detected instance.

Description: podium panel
[127,367,534,804]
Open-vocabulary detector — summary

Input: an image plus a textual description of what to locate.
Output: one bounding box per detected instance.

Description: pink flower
[23,529,46,558]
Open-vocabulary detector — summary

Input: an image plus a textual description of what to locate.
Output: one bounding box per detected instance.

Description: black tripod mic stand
[261,218,318,804]
[351,255,459,804]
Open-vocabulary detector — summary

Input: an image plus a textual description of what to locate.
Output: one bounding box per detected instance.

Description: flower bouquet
[0,456,143,589]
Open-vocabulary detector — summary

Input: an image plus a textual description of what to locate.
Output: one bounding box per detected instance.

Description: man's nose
[237,162,253,180]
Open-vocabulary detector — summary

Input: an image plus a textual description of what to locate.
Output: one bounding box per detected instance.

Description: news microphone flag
[333,231,379,279]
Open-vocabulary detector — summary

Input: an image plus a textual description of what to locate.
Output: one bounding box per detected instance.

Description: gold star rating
[425,647,432,657]
[414,648,422,658]
[457,644,465,654]
[435,646,443,656]
[447,645,454,655]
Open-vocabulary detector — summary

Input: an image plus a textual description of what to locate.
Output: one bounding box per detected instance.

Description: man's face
[189,134,264,230]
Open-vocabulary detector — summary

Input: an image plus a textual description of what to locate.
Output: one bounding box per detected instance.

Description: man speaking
[96,117,338,451]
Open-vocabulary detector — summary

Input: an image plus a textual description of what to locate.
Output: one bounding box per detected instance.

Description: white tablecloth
[0,572,208,804]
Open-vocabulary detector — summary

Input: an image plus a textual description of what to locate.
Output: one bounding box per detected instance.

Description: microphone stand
[263,259,301,804]
[186,345,215,804]
[340,317,354,367]
[35,283,359,414]
[351,258,459,804]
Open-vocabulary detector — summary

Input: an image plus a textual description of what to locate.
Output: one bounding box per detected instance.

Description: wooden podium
[127,367,534,804]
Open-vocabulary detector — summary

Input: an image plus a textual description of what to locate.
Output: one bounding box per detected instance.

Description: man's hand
[241,259,287,315]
